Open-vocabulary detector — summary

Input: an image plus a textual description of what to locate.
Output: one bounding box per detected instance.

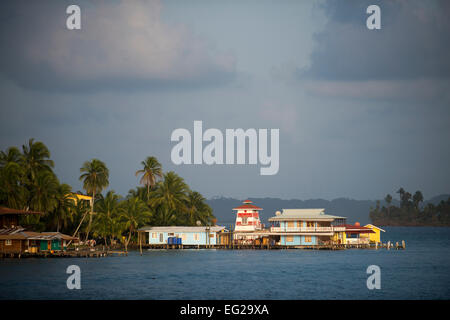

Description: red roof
[233,203,263,210]
[0,207,42,215]
[342,224,375,234]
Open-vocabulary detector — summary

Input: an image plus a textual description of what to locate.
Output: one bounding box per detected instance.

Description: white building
[233,200,264,242]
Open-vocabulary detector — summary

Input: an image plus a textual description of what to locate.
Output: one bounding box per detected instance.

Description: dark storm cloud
[0,0,236,92]
[301,0,450,81]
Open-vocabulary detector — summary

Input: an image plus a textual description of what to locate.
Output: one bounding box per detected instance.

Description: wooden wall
[0,239,26,254]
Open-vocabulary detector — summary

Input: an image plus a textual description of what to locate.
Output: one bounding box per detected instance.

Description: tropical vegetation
[0,138,215,250]
[370,188,450,226]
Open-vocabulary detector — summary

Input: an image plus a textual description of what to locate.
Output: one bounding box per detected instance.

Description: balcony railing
[345,238,370,245]
[270,226,345,233]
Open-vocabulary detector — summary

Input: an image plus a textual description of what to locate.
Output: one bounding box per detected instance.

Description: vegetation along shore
[0,138,215,251]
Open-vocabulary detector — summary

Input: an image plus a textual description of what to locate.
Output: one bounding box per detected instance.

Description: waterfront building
[232,200,264,243]
[334,223,376,245]
[138,226,227,246]
[360,224,385,244]
[0,207,77,255]
[268,209,346,246]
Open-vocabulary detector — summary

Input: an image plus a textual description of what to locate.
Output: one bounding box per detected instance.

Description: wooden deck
[1,240,405,258]
[140,241,405,251]
[0,249,127,259]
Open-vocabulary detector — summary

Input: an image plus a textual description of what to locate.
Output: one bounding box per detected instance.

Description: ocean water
[1,227,449,300]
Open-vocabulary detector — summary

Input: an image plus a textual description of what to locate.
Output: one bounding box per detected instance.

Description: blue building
[138,226,227,246]
[268,209,346,246]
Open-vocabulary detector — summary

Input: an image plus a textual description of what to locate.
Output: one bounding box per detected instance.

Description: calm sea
[1,227,449,299]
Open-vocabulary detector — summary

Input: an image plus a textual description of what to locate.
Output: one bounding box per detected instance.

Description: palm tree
[413,191,424,210]
[29,170,59,213]
[79,159,109,242]
[119,197,151,252]
[149,171,189,214]
[0,161,27,209]
[51,183,75,232]
[185,191,214,225]
[135,156,162,201]
[0,146,23,167]
[22,138,54,183]
[384,194,392,215]
[70,198,91,242]
[94,191,120,247]
[152,204,178,226]
[127,186,148,203]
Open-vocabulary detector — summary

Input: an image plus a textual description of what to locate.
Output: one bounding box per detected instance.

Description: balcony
[270,226,340,233]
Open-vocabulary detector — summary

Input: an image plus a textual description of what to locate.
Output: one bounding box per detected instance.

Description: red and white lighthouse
[233,200,263,232]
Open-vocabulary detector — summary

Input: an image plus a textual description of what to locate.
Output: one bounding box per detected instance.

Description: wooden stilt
[139,231,143,256]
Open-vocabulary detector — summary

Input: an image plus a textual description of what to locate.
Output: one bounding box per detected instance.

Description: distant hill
[206,197,378,226]
[207,194,450,227]
[425,194,450,205]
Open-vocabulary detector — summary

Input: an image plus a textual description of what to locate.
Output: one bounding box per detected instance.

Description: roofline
[138,226,226,231]
[268,216,345,221]
[364,224,386,232]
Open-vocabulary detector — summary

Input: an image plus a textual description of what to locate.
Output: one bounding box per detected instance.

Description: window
[159,233,163,242]
[297,221,303,228]
[286,236,294,242]
[182,234,187,241]
[209,233,214,238]
[305,236,312,242]
[307,222,314,227]
[241,217,248,225]
[5,239,12,246]
[152,233,158,239]
[287,221,294,228]
[194,233,200,241]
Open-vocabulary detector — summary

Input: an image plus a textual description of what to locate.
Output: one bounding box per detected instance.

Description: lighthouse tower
[233,200,263,232]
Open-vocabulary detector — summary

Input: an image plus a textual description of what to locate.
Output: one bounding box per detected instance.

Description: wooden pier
[1,241,405,258]
[0,249,127,259]
[140,240,406,251]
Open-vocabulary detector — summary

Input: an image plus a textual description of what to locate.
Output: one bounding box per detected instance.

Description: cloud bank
[299,0,450,99]
[0,0,236,92]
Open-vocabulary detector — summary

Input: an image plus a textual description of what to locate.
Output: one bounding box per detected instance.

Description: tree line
[0,138,215,250]
[370,188,450,226]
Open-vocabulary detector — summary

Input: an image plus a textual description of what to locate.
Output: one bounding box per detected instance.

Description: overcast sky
[1,0,449,200]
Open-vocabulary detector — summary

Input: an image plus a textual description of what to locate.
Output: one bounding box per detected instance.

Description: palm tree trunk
[84,189,96,242]
[67,210,88,246]
[125,232,132,252]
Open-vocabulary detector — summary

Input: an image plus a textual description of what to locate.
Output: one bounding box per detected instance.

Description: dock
[139,240,406,251]
[0,249,127,259]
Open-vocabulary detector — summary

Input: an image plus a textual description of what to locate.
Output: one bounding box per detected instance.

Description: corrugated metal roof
[0,228,78,240]
[138,226,226,233]
[268,208,346,221]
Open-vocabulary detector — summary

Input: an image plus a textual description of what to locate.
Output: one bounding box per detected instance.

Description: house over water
[138,226,227,246]
[0,206,78,256]
[232,200,265,242]
[268,208,347,246]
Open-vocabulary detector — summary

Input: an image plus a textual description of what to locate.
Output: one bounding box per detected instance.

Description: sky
[0,0,449,201]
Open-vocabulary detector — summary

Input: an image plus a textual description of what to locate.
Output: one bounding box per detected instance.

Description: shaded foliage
[0,140,215,250]
[370,188,450,226]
